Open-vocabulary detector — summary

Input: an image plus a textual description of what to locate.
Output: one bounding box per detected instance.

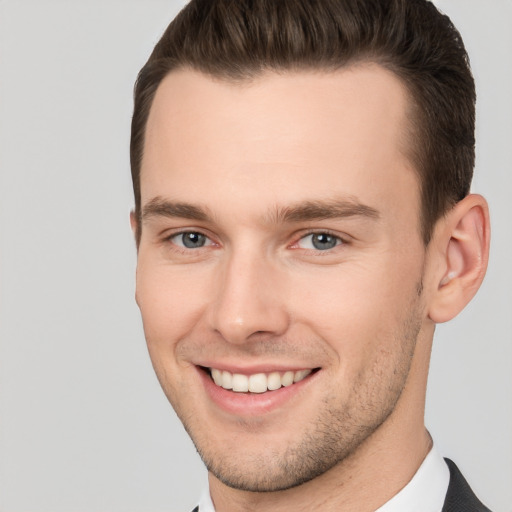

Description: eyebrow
[141,196,380,225]
[270,199,380,224]
[141,197,210,222]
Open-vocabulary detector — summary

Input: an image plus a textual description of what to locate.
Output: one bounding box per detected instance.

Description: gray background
[0,1,510,511]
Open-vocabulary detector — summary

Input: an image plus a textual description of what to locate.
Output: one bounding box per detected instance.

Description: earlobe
[428,194,490,324]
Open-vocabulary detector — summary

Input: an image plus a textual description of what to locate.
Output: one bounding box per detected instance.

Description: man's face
[135,66,433,491]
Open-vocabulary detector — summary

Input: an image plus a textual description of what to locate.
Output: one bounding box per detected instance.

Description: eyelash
[291,230,346,253]
[164,231,216,252]
[163,229,347,254]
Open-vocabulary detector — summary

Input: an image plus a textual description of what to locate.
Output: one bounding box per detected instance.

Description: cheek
[288,256,422,356]
[135,260,211,348]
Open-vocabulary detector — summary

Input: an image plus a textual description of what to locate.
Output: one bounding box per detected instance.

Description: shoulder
[442,458,492,512]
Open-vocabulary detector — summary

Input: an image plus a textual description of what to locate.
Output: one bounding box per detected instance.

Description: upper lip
[195,361,319,375]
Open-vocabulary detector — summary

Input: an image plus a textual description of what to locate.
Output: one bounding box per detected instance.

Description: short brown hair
[130,0,475,245]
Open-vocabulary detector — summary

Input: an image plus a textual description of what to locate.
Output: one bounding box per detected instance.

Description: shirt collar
[375,444,449,512]
[196,484,215,512]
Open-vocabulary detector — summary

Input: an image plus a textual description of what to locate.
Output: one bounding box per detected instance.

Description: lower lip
[198,367,317,417]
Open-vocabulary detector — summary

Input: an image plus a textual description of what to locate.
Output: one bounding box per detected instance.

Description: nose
[208,250,290,345]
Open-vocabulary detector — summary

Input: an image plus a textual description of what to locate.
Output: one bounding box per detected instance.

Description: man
[130,0,491,510]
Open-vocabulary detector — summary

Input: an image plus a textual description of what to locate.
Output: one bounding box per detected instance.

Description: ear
[427,194,490,324]
[130,210,140,249]
[130,210,138,234]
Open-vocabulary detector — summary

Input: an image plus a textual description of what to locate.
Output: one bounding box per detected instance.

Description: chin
[184,404,387,493]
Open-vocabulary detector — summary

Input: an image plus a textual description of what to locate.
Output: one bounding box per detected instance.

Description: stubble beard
[172,301,424,493]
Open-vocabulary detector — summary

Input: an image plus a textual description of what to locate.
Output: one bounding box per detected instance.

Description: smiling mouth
[205,367,318,393]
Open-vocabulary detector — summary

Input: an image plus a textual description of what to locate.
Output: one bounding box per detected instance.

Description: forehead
[141,65,419,223]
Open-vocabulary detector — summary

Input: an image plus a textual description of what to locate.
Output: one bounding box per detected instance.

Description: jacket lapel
[442,458,491,512]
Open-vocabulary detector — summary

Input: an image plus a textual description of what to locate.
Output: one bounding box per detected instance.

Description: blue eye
[171,232,211,249]
[298,233,341,250]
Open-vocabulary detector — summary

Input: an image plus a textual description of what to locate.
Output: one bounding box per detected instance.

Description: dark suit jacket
[191,458,491,511]
[442,458,491,512]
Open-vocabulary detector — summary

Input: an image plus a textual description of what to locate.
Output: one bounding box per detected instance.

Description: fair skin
[133,65,489,512]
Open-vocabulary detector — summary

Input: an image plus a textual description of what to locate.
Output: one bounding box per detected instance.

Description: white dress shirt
[196,444,450,512]
[375,445,450,512]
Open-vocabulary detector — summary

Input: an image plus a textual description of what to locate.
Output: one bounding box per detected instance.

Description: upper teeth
[210,368,312,393]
